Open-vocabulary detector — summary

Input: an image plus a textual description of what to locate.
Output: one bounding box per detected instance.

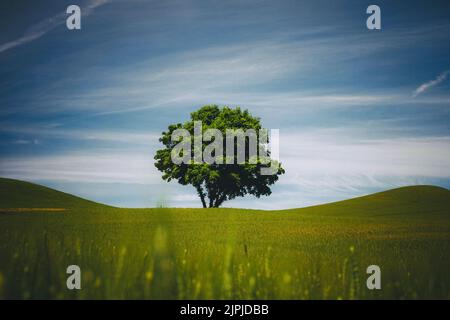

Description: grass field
[0,177,449,299]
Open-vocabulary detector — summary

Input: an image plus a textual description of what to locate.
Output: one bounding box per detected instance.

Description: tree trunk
[207,184,217,208]
[208,194,214,208]
[213,192,227,207]
[195,185,207,208]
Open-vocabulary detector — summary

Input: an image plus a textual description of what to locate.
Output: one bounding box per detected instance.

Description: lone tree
[154,105,285,208]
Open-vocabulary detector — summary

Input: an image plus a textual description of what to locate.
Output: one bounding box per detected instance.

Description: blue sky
[1,0,450,208]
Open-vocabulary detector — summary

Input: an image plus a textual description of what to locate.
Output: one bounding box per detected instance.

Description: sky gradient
[1,0,450,208]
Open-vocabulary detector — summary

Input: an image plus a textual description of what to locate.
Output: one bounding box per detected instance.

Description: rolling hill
[284,185,450,217]
[0,178,449,216]
[0,177,109,209]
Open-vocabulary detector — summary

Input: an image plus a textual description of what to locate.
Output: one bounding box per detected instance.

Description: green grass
[0,178,449,299]
[0,177,108,209]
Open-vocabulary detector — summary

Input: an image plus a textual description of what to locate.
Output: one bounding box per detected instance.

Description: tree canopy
[154,105,285,207]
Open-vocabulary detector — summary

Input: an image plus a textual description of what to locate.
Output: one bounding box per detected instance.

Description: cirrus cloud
[412,70,450,97]
[0,0,110,54]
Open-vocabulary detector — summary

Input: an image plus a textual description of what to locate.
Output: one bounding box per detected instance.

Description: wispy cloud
[3,24,449,117]
[12,139,40,145]
[0,152,159,184]
[0,125,158,146]
[280,130,450,180]
[0,0,109,54]
[12,34,416,116]
[413,70,450,97]
[2,127,450,208]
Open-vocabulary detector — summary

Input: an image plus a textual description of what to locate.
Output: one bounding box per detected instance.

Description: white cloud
[1,127,449,208]
[12,139,40,145]
[280,129,450,180]
[0,152,159,184]
[0,125,159,146]
[413,70,450,97]
[5,26,450,118]
[0,0,110,54]
[14,32,416,115]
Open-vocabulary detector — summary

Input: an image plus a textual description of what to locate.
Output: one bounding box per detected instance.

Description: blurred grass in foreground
[0,206,449,299]
[0,179,449,299]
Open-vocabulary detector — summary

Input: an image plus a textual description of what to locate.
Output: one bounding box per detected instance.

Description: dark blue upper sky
[1,0,449,208]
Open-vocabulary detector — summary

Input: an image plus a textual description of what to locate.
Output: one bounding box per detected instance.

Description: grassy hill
[0,178,449,299]
[1,177,449,216]
[283,185,450,217]
[0,178,109,209]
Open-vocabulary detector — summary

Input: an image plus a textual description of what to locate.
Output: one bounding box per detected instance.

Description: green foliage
[0,180,449,299]
[154,105,285,207]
